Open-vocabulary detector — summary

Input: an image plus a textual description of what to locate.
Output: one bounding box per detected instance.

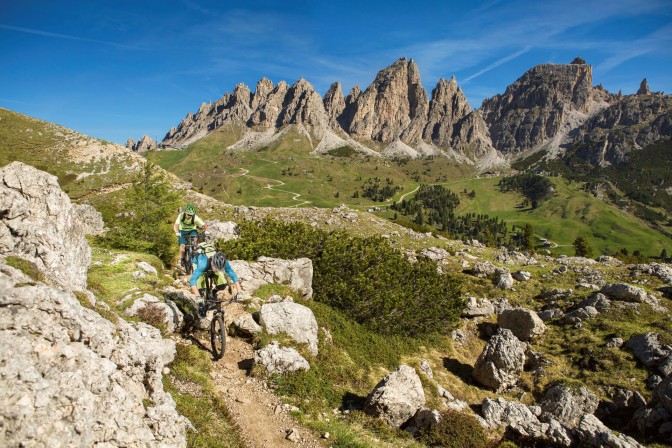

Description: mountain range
[144,57,671,171]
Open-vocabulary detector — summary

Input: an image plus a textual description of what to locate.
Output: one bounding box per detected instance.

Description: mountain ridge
[155,57,670,170]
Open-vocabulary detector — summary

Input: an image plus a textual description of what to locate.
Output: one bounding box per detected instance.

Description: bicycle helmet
[184,204,196,215]
[211,252,228,271]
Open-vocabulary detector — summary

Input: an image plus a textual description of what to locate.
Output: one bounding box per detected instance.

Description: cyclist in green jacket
[173,204,208,266]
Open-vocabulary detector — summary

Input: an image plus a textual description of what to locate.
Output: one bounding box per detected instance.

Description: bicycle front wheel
[210,314,226,360]
[183,249,193,275]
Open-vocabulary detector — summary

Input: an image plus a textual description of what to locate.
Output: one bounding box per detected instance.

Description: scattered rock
[539,383,599,429]
[205,220,239,242]
[254,341,310,374]
[137,261,158,275]
[463,297,495,317]
[229,257,313,298]
[498,307,546,341]
[364,365,425,428]
[513,270,532,281]
[259,302,319,356]
[232,313,262,336]
[473,328,526,391]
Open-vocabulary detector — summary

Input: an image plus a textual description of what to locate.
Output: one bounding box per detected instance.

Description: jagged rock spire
[637,78,651,95]
[323,82,346,130]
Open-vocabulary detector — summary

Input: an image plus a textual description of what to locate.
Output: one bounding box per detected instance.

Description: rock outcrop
[0,163,187,447]
[323,82,346,130]
[571,95,672,166]
[128,135,158,152]
[0,162,90,290]
[229,256,313,298]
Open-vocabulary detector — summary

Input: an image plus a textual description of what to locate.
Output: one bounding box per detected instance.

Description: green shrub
[100,162,182,265]
[419,410,487,448]
[6,256,46,283]
[220,219,464,336]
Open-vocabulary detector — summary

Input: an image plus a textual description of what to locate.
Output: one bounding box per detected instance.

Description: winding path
[235,167,311,208]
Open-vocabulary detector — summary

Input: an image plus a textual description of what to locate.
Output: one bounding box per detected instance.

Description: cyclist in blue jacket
[190,243,242,316]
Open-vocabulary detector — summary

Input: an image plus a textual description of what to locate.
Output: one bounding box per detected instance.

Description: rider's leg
[179,243,186,260]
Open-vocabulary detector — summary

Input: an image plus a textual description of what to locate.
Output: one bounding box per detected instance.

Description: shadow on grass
[341,391,367,411]
[442,358,473,383]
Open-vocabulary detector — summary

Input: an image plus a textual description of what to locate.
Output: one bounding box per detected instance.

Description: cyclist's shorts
[196,270,228,289]
[178,229,198,245]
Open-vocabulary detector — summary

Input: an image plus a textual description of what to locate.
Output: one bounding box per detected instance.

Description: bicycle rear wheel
[210,313,226,360]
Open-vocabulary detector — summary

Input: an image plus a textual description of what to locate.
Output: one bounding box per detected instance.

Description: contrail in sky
[463,46,532,83]
[0,24,142,50]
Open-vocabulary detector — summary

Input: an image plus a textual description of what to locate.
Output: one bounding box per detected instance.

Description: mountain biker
[174,204,208,268]
[190,243,243,316]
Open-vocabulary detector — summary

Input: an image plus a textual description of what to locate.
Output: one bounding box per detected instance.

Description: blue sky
[1,0,671,144]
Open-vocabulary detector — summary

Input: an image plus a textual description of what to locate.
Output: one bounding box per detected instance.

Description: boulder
[124,293,183,334]
[420,247,450,262]
[472,328,526,391]
[495,271,514,290]
[470,261,497,278]
[419,359,433,378]
[601,283,662,309]
[408,408,441,432]
[259,302,318,356]
[0,263,188,447]
[205,220,239,242]
[229,256,313,298]
[254,341,309,374]
[364,365,425,428]
[539,383,599,429]
[575,414,645,447]
[625,333,672,370]
[137,261,158,276]
[482,398,573,446]
[655,374,672,414]
[513,270,532,281]
[232,313,262,336]
[463,297,495,318]
[0,162,90,290]
[498,307,546,341]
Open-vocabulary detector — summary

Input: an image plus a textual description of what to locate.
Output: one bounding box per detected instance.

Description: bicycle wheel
[210,313,226,360]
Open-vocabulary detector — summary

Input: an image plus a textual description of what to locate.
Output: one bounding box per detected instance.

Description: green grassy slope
[0,108,141,200]
[147,125,474,208]
[146,125,672,257]
[432,176,672,256]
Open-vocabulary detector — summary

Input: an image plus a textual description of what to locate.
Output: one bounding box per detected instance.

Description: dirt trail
[177,278,326,448]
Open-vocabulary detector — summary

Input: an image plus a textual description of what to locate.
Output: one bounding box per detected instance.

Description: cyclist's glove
[234,291,244,301]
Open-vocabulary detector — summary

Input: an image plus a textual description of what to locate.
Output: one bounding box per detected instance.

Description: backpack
[197,242,216,258]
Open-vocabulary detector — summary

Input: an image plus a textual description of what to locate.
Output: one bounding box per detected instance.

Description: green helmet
[184,204,196,215]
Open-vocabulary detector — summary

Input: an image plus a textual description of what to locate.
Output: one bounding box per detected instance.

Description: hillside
[2,106,672,447]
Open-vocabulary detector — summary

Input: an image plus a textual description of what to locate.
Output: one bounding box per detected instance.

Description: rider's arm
[224,260,239,283]
[190,254,208,294]
[174,214,182,233]
[194,215,205,229]
[224,260,242,294]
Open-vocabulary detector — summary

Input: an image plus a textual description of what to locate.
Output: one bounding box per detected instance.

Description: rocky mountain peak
[480,61,595,154]
[277,78,328,129]
[571,56,587,65]
[251,77,275,110]
[422,76,472,147]
[345,57,429,144]
[637,78,651,95]
[323,82,346,130]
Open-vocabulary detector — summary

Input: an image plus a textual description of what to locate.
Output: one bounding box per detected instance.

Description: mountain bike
[180,231,204,275]
[201,269,227,360]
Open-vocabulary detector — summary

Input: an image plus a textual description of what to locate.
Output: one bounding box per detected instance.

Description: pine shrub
[419,410,487,448]
[100,162,182,265]
[220,219,464,336]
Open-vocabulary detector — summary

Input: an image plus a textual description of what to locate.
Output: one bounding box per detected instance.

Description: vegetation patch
[418,409,488,448]
[6,255,46,283]
[219,218,464,336]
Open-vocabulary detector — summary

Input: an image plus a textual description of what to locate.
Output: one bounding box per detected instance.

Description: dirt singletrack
[175,277,326,448]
